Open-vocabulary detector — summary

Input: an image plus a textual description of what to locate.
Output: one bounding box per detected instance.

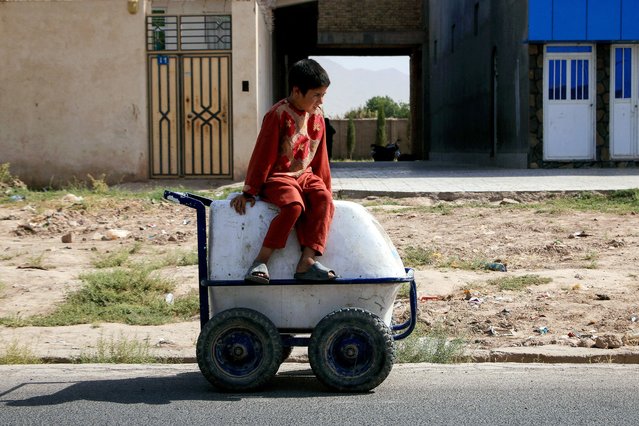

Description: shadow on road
[4,367,362,406]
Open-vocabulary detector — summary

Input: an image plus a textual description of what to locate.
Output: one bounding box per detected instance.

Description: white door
[611,45,639,159]
[543,45,595,160]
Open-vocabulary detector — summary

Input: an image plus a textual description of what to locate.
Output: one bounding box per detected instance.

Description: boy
[230,59,337,284]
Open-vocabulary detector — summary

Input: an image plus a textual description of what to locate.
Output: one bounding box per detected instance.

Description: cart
[164,190,417,392]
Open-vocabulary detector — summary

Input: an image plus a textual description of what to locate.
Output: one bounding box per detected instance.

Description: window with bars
[146,15,232,51]
[548,58,589,101]
[615,47,632,99]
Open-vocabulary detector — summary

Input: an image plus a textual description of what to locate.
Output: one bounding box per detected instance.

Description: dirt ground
[1,190,639,359]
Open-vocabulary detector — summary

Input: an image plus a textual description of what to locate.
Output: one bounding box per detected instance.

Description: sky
[308,55,411,117]
[311,55,410,74]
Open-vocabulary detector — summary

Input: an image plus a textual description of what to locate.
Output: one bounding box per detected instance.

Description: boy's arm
[310,124,332,193]
[242,110,280,196]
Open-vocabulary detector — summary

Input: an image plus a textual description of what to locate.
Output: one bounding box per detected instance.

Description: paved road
[2,363,638,425]
[330,162,639,196]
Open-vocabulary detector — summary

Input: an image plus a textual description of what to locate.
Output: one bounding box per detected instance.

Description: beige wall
[0,0,149,187]
[231,0,260,181]
[0,0,274,187]
[330,118,410,160]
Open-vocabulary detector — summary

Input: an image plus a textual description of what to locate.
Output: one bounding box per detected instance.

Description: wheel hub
[230,343,247,360]
[341,344,359,359]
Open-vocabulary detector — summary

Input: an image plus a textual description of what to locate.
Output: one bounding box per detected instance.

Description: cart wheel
[308,308,395,392]
[196,308,282,392]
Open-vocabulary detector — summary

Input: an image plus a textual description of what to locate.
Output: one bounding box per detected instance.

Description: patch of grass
[486,274,552,291]
[160,249,199,267]
[528,189,639,214]
[0,251,24,261]
[437,256,486,271]
[402,247,494,271]
[0,340,42,364]
[396,324,468,363]
[92,243,142,269]
[93,243,142,269]
[402,246,439,267]
[87,173,109,194]
[582,251,599,269]
[1,267,199,327]
[76,334,156,364]
[20,253,50,270]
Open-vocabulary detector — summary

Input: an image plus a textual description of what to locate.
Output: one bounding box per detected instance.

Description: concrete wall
[231,1,262,182]
[330,118,410,160]
[0,0,149,187]
[428,0,529,167]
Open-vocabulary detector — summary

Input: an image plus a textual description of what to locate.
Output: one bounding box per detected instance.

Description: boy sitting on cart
[230,59,337,284]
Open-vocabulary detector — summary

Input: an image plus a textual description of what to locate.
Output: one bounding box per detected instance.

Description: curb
[27,347,639,365]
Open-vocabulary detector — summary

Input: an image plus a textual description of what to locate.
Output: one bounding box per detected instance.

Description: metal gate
[147,15,232,178]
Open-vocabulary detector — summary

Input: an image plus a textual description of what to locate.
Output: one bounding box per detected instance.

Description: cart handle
[164,190,212,328]
[391,268,417,341]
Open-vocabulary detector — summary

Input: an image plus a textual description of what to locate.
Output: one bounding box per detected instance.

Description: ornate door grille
[147,15,232,178]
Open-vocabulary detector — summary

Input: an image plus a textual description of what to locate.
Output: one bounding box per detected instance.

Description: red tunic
[242,99,331,198]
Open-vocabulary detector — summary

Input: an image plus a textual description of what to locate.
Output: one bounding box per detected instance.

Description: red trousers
[260,172,334,255]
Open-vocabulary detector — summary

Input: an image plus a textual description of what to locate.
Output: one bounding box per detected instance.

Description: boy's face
[290,86,328,113]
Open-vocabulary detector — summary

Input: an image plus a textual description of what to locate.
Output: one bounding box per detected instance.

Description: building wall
[0,0,273,186]
[0,0,149,187]
[529,0,639,41]
[429,0,529,167]
[318,0,422,33]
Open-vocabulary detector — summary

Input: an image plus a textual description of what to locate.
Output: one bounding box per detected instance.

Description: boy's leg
[294,173,335,277]
[260,177,305,250]
[295,173,334,256]
[245,179,303,283]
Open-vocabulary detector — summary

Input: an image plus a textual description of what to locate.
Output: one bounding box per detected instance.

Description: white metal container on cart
[164,191,417,392]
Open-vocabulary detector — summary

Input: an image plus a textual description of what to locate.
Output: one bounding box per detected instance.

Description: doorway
[147,14,232,178]
[543,45,595,161]
[610,45,639,159]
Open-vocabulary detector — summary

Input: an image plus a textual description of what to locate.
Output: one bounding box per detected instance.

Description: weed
[161,249,199,267]
[396,324,468,363]
[0,163,13,185]
[582,251,599,269]
[438,256,486,271]
[486,274,552,291]
[0,340,42,364]
[403,246,438,267]
[87,174,109,194]
[20,253,49,270]
[0,251,24,261]
[77,334,156,363]
[93,243,141,268]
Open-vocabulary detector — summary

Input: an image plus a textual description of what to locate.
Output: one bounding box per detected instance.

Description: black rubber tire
[308,308,395,392]
[196,308,282,392]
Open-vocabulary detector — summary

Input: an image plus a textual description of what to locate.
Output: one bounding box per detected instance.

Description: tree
[346,117,356,159]
[344,96,409,119]
[365,96,410,119]
[375,106,387,147]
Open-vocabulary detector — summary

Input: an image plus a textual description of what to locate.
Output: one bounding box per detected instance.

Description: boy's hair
[288,59,330,95]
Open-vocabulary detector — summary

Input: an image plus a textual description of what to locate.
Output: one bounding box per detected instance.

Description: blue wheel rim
[326,328,375,378]
[213,328,263,377]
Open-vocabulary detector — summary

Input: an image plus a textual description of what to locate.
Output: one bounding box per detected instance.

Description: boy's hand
[230,193,255,215]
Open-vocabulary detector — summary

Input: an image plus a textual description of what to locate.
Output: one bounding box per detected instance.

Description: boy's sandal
[244,261,270,284]
[293,262,338,282]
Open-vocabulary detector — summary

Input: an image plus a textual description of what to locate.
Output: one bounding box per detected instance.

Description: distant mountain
[317,58,410,118]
